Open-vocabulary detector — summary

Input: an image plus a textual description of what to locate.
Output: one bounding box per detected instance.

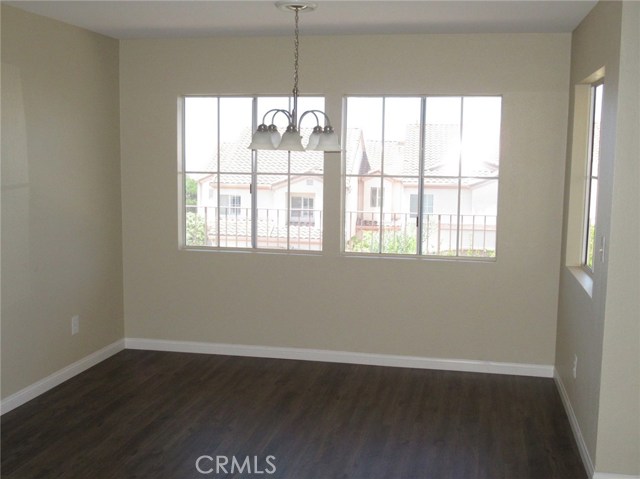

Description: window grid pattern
[183,96,324,252]
[343,96,501,258]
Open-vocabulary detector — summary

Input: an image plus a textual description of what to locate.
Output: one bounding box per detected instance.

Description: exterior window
[220,195,241,216]
[290,195,315,225]
[370,187,383,207]
[182,96,324,251]
[583,83,603,271]
[344,96,501,258]
[410,193,434,217]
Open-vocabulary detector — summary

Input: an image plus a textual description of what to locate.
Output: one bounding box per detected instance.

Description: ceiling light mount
[275,1,317,13]
[249,1,340,152]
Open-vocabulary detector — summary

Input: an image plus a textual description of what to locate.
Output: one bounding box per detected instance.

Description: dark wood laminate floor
[2,350,586,479]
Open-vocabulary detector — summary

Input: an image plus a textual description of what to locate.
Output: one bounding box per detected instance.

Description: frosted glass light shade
[268,125,281,148]
[278,130,304,151]
[248,126,276,150]
[306,126,324,150]
[316,129,341,152]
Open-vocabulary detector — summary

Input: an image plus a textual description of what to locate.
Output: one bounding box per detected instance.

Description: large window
[344,96,501,257]
[583,83,603,271]
[182,96,324,251]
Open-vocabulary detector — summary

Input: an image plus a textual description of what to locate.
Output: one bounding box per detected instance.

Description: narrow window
[583,83,603,271]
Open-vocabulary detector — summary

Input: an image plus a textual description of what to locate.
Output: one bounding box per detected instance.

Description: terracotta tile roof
[346,123,499,184]
[200,123,498,189]
[203,128,324,186]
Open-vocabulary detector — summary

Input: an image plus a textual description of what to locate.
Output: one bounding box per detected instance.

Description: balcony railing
[345,211,496,256]
[186,207,496,256]
[185,206,322,250]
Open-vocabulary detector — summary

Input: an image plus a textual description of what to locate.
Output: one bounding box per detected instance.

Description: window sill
[567,266,593,297]
[181,246,323,257]
[343,252,497,263]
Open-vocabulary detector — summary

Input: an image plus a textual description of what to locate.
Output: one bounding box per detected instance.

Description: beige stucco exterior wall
[1,6,124,398]
[120,33,570,366]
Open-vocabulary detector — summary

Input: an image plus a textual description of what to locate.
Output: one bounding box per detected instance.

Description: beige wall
[595,1,640,474]
[556,1,639,475]
[1,6,124,399]
[556,1,622,464]
[3,3,636,473]
[120,33,570,366]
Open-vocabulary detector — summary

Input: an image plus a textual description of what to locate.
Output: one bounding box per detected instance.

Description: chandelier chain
[293,7,300,96]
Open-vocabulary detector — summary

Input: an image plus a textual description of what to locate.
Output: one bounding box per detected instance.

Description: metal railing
[185,206,322,251]
[186,207,496,256]
[345,211,496,256]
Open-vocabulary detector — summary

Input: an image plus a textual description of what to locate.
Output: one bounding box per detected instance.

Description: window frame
[180,94,325,253]
[342,94,502,260]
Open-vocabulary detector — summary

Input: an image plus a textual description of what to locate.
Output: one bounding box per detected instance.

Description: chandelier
[248,2,341,152]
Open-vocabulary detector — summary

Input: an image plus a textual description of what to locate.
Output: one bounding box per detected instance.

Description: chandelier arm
[298,109,320,127]
[304,109,333,126]
[262,108,292,125]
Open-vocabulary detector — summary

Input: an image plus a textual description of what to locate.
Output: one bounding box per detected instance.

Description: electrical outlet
[71,315,80,335]
[572,355,578,379]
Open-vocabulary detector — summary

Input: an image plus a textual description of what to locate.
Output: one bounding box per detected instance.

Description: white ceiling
[6,1,597,39]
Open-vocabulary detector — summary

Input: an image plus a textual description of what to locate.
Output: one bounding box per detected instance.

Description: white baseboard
[0,339,125,415]
[591,472,640,479]
[554,367,596,478]
[554,369,640,479]
[124,338,554,378]
[593,474,640,479]
[3,339,635,478]
[0,337,552,416]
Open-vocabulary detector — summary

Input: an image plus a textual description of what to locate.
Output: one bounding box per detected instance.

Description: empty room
[1,1,638,478]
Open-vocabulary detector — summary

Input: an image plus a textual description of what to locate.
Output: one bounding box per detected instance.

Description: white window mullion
[417,97,427,256]
[251,97,258,248]
[456,98,464,257]
[216,97,221,247]
[379,98,386,253]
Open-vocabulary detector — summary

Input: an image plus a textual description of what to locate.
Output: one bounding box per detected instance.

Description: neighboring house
[191,124,498,253]
[191,129,324,249]
[344,124,498,254]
